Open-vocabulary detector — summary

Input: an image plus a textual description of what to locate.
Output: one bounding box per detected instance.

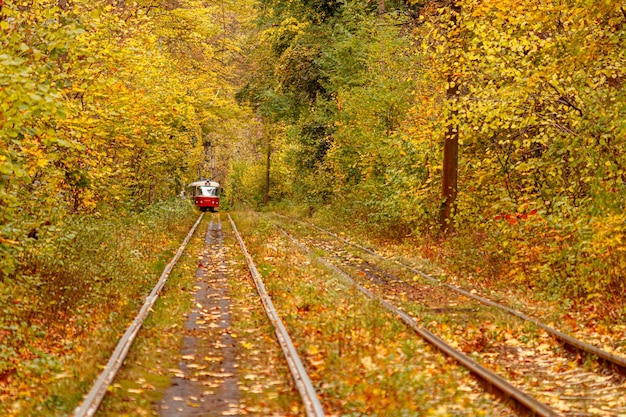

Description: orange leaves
[494,209,538,225]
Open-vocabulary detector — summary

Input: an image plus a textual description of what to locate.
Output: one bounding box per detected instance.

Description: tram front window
[199,186,217,197]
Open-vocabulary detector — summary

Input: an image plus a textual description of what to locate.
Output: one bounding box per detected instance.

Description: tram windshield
[198,186,218,197]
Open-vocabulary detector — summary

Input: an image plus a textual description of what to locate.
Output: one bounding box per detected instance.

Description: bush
[0,199,198,414]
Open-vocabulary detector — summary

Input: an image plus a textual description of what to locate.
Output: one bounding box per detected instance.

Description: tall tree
[439,1,461,234]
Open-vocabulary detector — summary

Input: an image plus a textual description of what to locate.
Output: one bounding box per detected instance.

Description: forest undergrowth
[292,201,626,342]
[0,199,198,415]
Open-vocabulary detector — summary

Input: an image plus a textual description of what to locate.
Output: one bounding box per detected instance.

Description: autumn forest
[1,0,625,414]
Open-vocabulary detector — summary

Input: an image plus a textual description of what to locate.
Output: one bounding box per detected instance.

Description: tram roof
[188,180,220,188]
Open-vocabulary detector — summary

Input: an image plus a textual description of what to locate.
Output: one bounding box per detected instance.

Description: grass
[0,199,199,416]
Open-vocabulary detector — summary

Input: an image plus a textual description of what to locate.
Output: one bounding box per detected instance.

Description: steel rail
[294,218,626,373]
[277,226,559,417]
[227,214,325,417]
[73,213,204,417]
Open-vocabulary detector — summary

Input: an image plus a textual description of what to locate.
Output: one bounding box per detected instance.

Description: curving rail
[227,214,326,417]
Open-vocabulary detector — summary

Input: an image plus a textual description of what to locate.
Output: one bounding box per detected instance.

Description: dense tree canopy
[2,0,624,307]
[2,0,625,412]
[0,0,254,277]
[234,0,626,307]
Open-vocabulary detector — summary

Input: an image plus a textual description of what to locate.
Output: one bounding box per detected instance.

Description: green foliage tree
[1,0,255,275]
[237,0,626,308]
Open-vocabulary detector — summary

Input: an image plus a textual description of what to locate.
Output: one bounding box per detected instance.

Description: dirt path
[157,218,242,416]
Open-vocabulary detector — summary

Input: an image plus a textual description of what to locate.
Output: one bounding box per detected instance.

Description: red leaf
[505,214,518,225]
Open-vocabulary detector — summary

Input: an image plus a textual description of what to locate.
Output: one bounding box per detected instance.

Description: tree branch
[548,82,583,117]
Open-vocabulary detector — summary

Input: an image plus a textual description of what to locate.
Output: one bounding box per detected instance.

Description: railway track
[73,213,324,417]
[299,219,626,375]
[157,216,242,415]
[273,217,626,416]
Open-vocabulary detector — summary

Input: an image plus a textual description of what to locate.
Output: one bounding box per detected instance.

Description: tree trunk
[440,76,459,234]
[203,137,211,179]
[439,2,461,235]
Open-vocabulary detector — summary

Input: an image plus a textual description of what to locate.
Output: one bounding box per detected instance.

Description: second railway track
[273,215,626,417]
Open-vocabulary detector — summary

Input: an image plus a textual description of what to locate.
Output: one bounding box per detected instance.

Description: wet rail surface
[274,217,626,417]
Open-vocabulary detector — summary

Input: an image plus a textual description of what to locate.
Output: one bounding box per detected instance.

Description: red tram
[188,180,220,212]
